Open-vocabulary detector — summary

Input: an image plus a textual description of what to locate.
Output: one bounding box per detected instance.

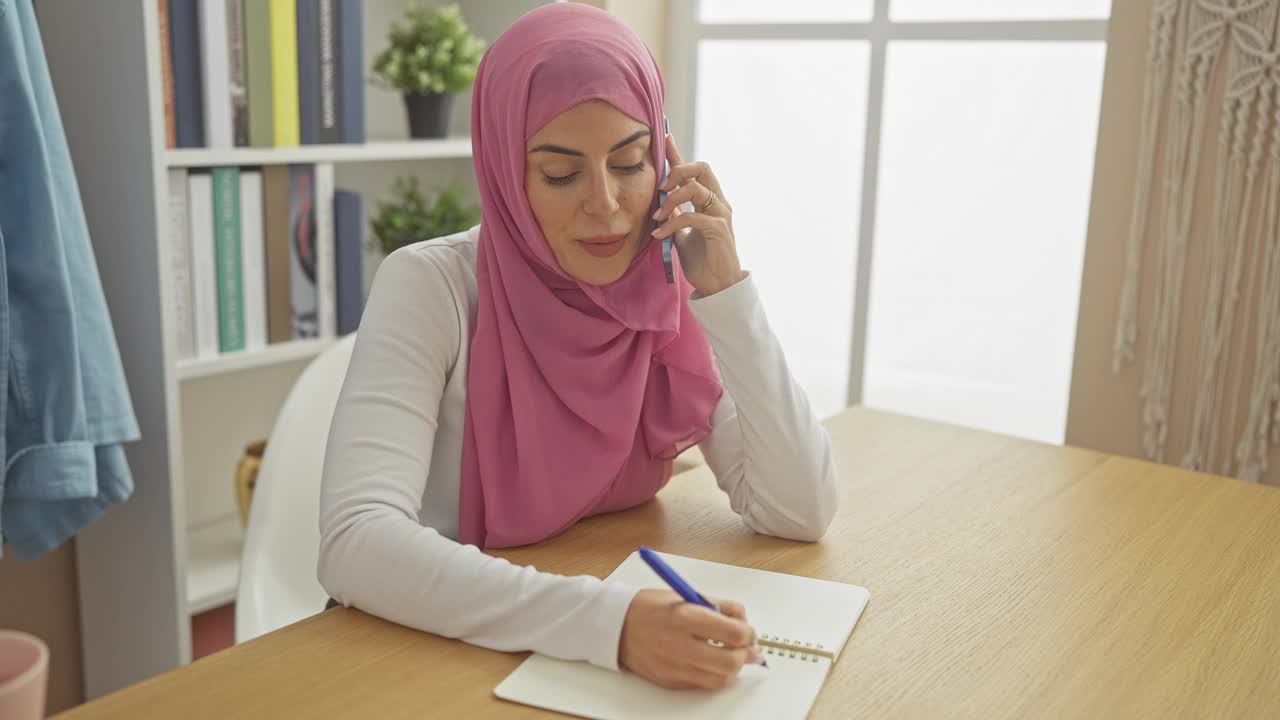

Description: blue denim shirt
[0,0,140,560]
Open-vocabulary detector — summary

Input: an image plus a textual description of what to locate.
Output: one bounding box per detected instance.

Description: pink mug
[0,630,49,720]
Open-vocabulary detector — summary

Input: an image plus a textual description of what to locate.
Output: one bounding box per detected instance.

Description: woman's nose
[582,170,621,217]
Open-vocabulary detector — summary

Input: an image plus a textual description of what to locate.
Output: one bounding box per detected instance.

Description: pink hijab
[458,4,722,549]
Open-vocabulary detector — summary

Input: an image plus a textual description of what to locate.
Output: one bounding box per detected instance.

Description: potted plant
[370,176,482,255]
[372,2,486,139]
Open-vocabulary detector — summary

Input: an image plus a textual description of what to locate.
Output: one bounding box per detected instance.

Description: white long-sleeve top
[317,225,837,671]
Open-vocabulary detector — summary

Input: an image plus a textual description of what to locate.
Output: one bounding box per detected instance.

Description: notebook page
[605,552,869,658]
[495,645,822,720]
[493,552,869,720]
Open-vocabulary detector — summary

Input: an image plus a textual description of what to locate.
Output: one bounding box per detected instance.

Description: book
[262,165,292,343]
[158,0,177,149]
[494,551,870,720]
[226,0,249,146]
[288,164,318,338]
[333,189,363,335]
[168,0,204,148]
[269,0,301,147]
[314,164,336,337]
[166,169,195,359]
[296,0,320,144]
[198,0,233,148]
[240,169,268,351]
[186,172,219,358]
[316,0,341,143]
[212,167,245,352]
[244,0,274,147]
[336,0,364,143]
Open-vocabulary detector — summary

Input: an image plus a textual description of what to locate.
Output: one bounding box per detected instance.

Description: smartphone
[658,115,675,283]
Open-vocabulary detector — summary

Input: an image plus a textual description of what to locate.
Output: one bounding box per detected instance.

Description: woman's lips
[577,234,628,258]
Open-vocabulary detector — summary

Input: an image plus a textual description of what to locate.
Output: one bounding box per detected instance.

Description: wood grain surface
[56,408,1280,719]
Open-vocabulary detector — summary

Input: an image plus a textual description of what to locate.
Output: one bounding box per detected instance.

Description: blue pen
[638,546,767,667]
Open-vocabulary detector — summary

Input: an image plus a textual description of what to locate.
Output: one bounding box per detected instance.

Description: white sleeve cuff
[688,273,772,361]
[585,581,642,672]
[687,272,760,332]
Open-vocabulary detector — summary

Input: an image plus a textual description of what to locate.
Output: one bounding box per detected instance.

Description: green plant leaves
[370,176,482,256]
[371,2,486,96]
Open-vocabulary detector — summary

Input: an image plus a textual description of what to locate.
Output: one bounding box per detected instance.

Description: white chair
[234,333,356,643]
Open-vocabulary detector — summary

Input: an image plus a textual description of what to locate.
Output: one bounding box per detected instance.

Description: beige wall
[1066,0,1280,484]
[572,0,669,76]
[0,543,84,714]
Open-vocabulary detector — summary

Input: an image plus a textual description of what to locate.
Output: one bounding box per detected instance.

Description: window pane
[864,42,1105,443]
[695,40,868,419]
[891,0,1110,21]
[700,0,872,24]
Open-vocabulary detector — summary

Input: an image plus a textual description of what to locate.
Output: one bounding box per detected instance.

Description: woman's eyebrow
[528,129,650,156]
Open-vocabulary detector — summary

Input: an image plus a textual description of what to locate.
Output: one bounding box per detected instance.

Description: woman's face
[524,100,657,286]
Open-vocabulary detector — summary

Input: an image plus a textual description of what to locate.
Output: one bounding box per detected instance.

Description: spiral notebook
[494,551,870,720]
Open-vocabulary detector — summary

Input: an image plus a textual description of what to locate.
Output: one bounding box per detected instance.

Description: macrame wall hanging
[1115,0,1280,481]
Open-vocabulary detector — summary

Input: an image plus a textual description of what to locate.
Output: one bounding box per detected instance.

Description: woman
[318,3,837,691]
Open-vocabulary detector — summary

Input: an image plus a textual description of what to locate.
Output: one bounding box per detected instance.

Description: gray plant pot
[404,92,455,139]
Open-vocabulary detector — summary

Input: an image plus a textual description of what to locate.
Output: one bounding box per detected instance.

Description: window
[890,1,1110,21]
[700,0,872,24]
[694,40,869,421]
[673,1,1109,442]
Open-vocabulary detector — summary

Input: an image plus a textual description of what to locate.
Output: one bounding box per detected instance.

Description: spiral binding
[757,634,835,663]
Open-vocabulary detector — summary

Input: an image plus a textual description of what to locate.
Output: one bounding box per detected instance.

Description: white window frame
[666,0,1108,409]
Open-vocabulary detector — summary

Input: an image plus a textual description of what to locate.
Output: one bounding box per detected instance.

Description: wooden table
[56,407,1280,719]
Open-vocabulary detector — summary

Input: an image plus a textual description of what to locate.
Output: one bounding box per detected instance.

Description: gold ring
[699,191,716,212]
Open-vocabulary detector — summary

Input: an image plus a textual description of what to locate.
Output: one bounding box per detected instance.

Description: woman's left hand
[651,133,745,297]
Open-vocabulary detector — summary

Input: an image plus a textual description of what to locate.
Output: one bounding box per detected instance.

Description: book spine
[212,167,246,352]
[269,0,301,147]
[167,169,196,359]
[239,170,269,351]
[296,0,322,145]
[314,163,336,338]
[226,0,250,146]
[317,0,341,143]
[262,165,292,343]
[198,0,233,148]
[169,0,205,148]
[333,189,363,335]
[287,164,319,338]
[158,0,177,149]
[337,0,363,143]
[187,172,219,357]
[244,0,274,147]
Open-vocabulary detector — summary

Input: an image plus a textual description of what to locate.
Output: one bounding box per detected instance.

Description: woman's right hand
[618,589,764,689]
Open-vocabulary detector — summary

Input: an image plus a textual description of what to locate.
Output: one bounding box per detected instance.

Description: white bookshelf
[165,138,472,167]
[37,0,547,700]
[185,516,245,614]
[176,338,338,381]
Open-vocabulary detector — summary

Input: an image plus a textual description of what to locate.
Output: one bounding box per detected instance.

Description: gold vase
[234,440,267,525]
